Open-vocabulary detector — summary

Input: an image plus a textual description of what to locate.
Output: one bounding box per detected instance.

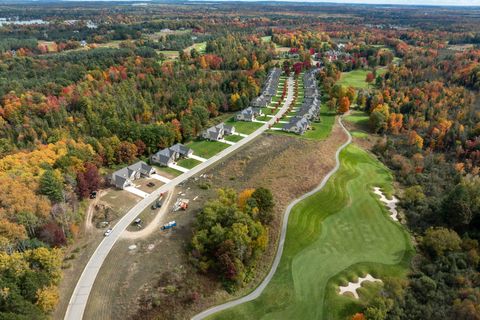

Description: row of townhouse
[250,67,282,108]
[283,68,321,135]
[110,70,283,190]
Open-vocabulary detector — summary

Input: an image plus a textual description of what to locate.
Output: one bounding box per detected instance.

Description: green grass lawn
[185,41,207,54]
[271,104,336,140]
[226,119,263,135]
[186,140,229,159]
[261,36,272,43]
[256,115,270,122]
[176,158,201,169]
[154,166,182,177]
[351,131,369,138]
[224,134,244,143]
[345,110,370,130]
[209,144,413,320]
[377,67,388,76]
[337,69,371,89]
[303,111,335,140]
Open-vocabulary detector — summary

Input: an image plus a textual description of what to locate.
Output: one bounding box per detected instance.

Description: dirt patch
[81,120,348,320]
[133,177,164,193]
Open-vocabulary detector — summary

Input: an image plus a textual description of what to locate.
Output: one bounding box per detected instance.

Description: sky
[187,0,480,5]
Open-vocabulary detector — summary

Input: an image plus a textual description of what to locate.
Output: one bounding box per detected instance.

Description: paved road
[191,114,352,320]
[64,76,294,320]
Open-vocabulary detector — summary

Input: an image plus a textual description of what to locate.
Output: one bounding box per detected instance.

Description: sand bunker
[373,187,399,221]
[338,274,382,299]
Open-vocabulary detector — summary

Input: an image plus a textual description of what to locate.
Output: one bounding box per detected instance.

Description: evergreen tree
[39,170,63,203]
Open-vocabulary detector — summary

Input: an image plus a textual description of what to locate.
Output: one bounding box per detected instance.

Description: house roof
[283,116,309,131]
[127,161,154,175]
[112,161,154,187]
[170,143,192,156]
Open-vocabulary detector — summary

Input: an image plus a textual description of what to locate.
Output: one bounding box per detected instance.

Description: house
[170,143,193,158]
[151,148,176,166]
[282,116,310,135]
[202,123,235,141]
[111,161,155,189]
[251,96,269,108]
[221,123,236,135]
[236,107,263,122]
[151,143,193,166]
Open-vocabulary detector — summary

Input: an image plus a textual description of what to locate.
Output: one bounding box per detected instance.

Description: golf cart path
[121,190,174,240]
[64,75,295,320]
[191,114,352,320]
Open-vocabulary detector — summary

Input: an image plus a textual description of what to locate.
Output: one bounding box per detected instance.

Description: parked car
[90,191,97,199]
[133,218,142,225]
[104,228,113,237]
[147,182,155,187]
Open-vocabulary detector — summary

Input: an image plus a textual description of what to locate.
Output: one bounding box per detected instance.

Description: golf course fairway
[208,144,413,320]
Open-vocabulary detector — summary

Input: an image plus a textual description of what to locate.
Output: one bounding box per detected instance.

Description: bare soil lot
[79,120,348,320]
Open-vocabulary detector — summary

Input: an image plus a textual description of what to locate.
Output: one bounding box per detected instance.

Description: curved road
[191,114,352,320]
[64,76,294,320]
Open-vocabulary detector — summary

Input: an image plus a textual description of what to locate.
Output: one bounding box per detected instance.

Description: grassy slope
[209,144,413,320]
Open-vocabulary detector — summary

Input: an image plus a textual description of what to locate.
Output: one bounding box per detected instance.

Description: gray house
[282,116,310,135]
[151,143,193,166]
[251,96,269,108]
[170,143,193,157]
[202,123,235,141]
[236,107,263,122]
[111,161,155,189]
[151,148,176,166]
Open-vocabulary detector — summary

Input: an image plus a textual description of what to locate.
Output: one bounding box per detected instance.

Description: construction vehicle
[173,198,189,212]
[161,221,176,230]
[151,193,165,210]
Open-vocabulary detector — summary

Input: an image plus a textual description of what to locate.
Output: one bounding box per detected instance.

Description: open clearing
[185,41,207,54]
[208,144,413,320]
[337,69,371,89]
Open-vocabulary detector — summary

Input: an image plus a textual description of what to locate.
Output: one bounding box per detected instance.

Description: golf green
[209,144,413,320]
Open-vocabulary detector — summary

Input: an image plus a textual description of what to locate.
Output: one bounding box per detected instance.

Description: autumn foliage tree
[191,188,274,291]
[338,96,351,114]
